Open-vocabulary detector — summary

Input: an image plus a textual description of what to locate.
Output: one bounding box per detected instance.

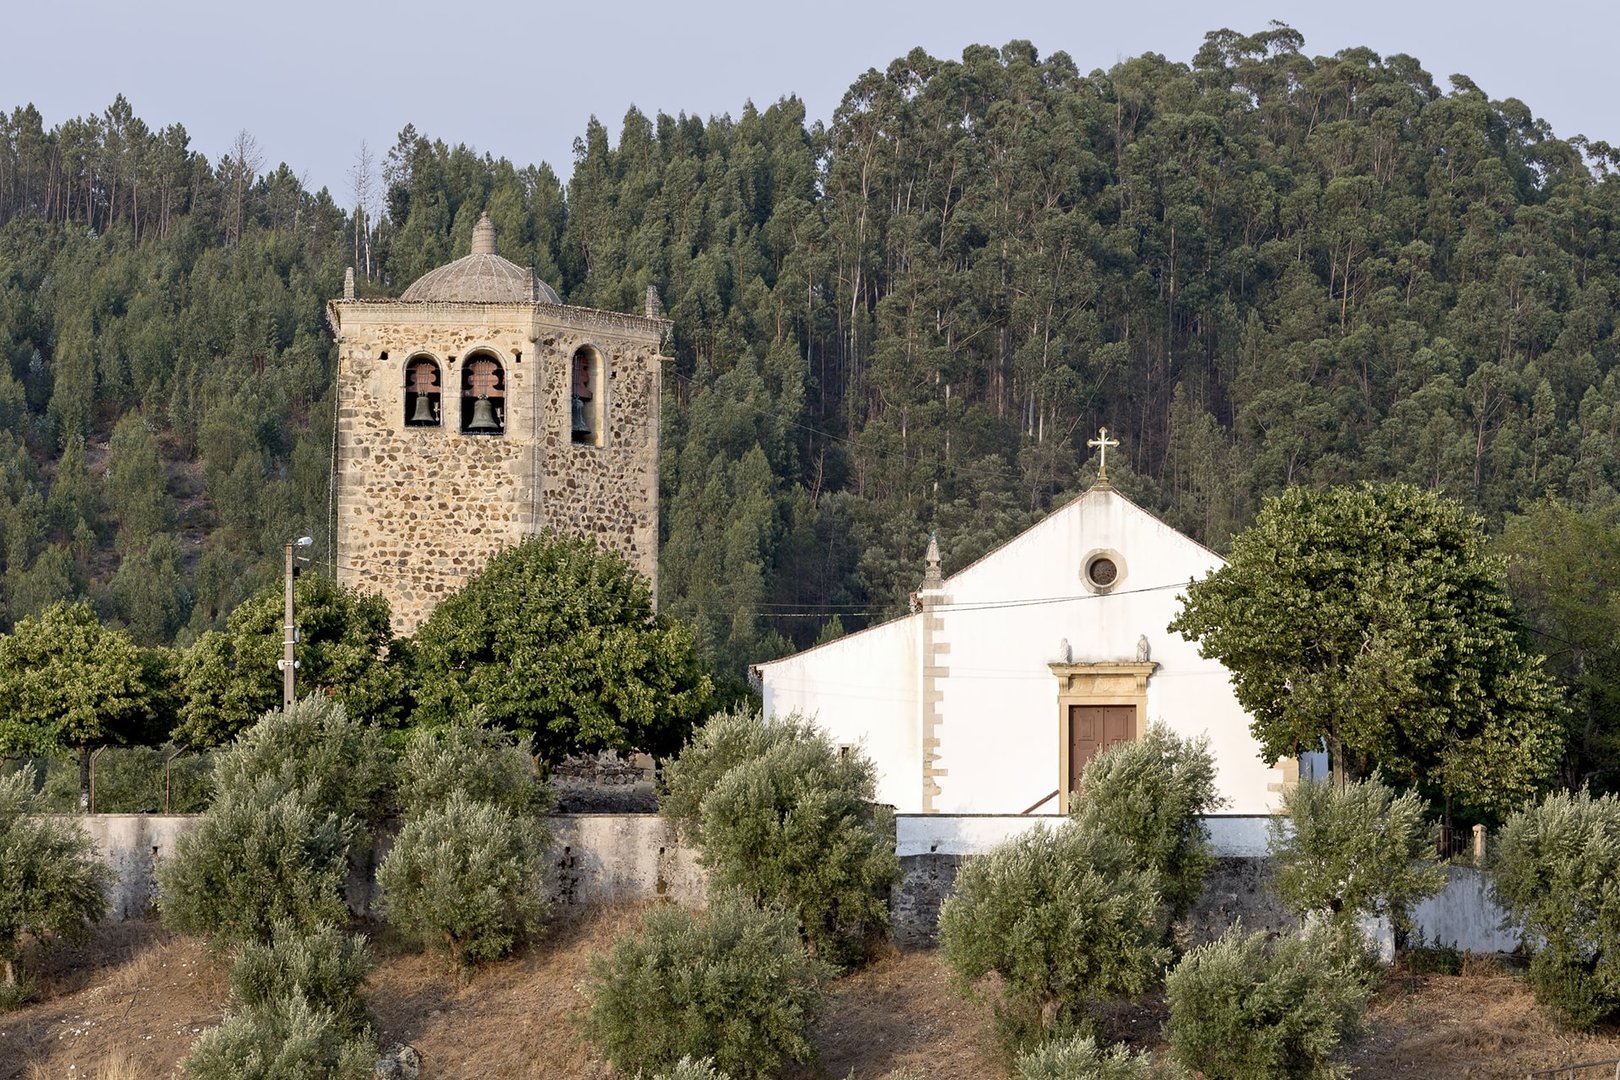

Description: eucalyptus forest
[5,27,1620,776]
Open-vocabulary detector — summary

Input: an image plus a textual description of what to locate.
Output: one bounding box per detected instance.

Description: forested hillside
[5,25,1620,676]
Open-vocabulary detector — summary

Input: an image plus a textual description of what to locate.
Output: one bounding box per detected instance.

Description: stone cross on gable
[1088,427,1120,481]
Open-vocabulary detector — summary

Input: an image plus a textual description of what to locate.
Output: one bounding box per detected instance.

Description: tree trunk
[1327,730,1346,790]
[78,745,91,812]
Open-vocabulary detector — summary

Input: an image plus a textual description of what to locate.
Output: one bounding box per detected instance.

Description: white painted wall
[895,813,1275,858]
[760,486,1284,815]
[758,613,924,811]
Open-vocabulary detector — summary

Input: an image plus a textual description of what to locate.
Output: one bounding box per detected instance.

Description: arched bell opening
[403,355,442,427]
[461,352,506,435]
[570,345,606,446]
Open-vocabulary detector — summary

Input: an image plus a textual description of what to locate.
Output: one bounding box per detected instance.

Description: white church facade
[755,465,1300,817]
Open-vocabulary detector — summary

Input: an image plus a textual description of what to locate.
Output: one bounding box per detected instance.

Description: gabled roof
[755,482,1219,672]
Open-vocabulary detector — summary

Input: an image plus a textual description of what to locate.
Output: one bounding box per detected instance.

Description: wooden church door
[1069,705,1135,791]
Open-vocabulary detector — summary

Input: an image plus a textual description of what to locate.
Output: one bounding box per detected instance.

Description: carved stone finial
[645,284,664,318]
[470,213,497,256]
[922,531,943,590]
[343,266,355,300]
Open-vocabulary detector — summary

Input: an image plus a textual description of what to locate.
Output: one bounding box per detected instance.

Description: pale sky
[0,1,1603,200]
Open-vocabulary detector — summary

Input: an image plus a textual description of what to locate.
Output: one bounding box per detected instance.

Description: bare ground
[6,913,1620,1079]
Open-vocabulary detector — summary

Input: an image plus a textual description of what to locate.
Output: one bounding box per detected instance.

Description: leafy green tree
[1070,726,1222,919]
[1170,483,1564,812]
[1269,776,1446,937]
[174,574,404,748]
[410,532,712,763]
[1494,789,1620,1029]
[0,766,111,1005]
[584,896,830,1079]
[1497,498,1620,791]
[0,600,172,805]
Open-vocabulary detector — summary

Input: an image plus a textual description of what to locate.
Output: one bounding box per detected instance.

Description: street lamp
[281,536,314,709]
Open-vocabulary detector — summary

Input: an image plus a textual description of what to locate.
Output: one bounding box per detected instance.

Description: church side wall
[759,615,924,811]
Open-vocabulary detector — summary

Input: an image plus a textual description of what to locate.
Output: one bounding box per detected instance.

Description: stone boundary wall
[61,813,1512,956]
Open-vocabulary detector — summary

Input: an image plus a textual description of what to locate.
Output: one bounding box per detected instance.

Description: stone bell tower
[326,214,668,633]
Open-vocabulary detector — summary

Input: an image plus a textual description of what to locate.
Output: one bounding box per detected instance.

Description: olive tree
[938,819,1169,1045]
[0,766,111,1004]
[1269,776,1446,937]
[1494,789,1620,1028]
[661,709,899,966]
[1070,726,1222,919]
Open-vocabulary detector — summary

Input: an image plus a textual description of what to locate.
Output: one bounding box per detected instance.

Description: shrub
[394,709,552,818]
[183,992,376,1080]
[658,706,803,837]
[1163,924,1371,1080]
[584,895,830,1079]
[0,765,111,1002]
[159,773,352,948]
[652,1059,733,1080]
[666,709,899,966]
[211,696,393,833]
[1269,775,1445,934]
[230,921,371,1035]
[938,819,1169,1041]
[376,791,548,969]
[1015,1034,1188,1080]
[1070,726,1222,918]
[1493,789,1620,1028]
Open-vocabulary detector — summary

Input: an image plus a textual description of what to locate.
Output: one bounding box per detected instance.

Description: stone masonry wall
[330,302,664,633]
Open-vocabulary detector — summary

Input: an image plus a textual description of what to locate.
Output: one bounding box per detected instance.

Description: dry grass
[12,917,1620,1079]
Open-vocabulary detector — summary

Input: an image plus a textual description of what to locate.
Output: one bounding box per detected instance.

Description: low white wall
[1411,865,1519,953]
[896,813,1274,858]
[59,813,1523,956]
[57,813,709,922]
[63,814,198,921]
[549,814,706,908]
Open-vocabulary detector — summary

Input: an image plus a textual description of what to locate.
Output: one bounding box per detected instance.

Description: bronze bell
[467,396,500,431]
[410,394,437,425]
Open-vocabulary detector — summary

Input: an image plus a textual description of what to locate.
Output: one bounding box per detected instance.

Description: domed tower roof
[399,213,561,303]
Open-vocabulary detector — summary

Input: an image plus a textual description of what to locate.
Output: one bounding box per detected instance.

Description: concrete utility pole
[281,536,313,709]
